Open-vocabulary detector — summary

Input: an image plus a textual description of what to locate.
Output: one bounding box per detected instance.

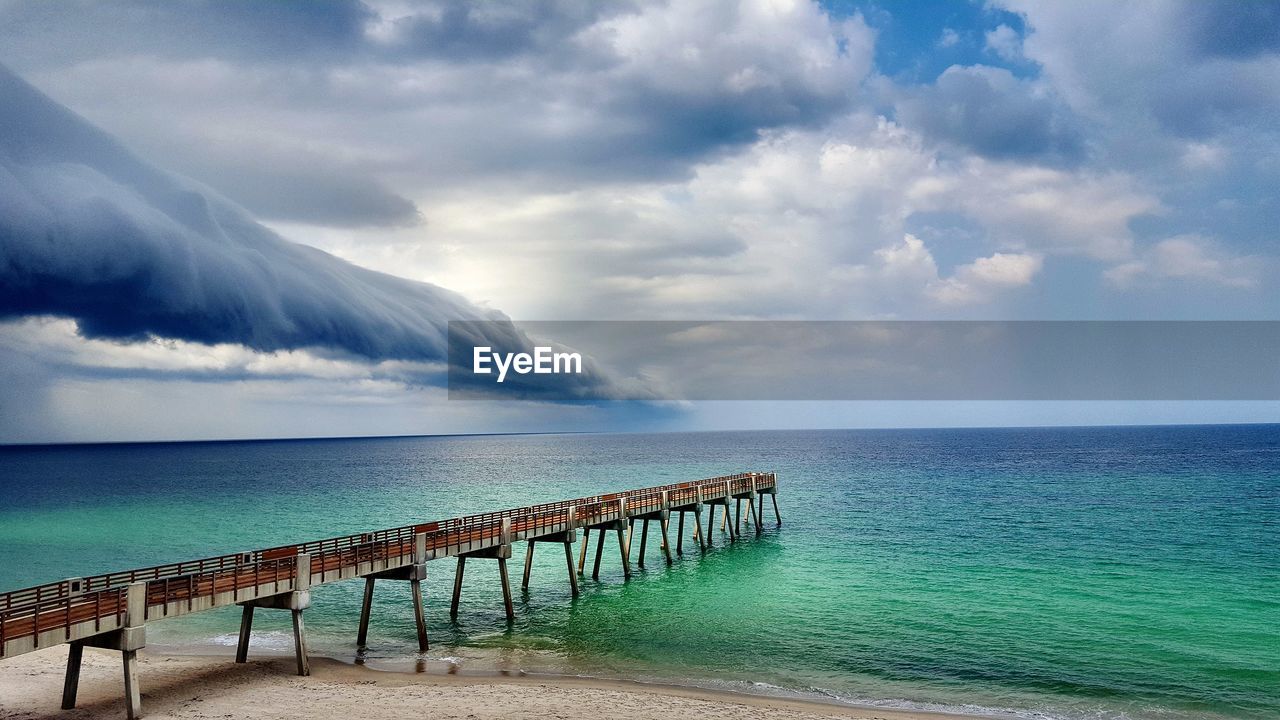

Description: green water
[1,427,1277,719]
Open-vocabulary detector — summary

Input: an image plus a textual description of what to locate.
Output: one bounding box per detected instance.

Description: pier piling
[356,578,374,647]
[592,526,606,580]
[236,605,255,661]
[521,526,579,597]
[353,534,428,651]
[290,607,310,676]
[411,577,429,650]
[637,519,649,568]
[451,520,515,621]
[563,540,580,597]
[59,582,147,718]
[60,642,82,710]
[450,557,466,619]
[497,556,514,622]
[522,541,536,589]
[577,527,590,575]
[745,491,757,535]
[659,514,674,565]
[234,554,312,677]
[617,525,631,578]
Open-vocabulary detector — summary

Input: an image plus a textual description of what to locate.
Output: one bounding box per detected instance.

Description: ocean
[1,426,1277,719]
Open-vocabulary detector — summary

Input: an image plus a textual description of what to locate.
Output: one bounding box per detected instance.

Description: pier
[0,471,779,718]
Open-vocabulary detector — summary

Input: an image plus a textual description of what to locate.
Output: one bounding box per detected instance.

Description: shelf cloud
[0,63,617,398]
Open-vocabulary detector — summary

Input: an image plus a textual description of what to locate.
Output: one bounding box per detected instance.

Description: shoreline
[0,646,995,720]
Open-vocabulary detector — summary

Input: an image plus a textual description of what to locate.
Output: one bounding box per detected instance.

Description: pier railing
[0,471,776,658]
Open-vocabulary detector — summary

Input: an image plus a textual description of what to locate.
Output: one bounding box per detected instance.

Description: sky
[1,0,1278,443]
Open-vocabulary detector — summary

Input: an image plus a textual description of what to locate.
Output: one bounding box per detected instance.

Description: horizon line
[3,420,1277,450]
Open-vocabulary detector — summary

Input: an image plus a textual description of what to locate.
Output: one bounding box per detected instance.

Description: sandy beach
[0,646,983,720]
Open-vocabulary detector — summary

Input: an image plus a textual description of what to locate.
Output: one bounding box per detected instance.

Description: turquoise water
[1,426,1277,719]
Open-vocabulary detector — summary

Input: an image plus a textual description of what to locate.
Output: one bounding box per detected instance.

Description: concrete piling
[637,518,649,568]
[59,582,148,718]
[563,541,579,597]
[60,642,82,710]
[290,607,310,676]
[410,576,429,650]
[234,554,311,677]
[450,556,466,619]
[236,605,255,661]
[522,540,536,589]
[356,578,375,647]
[496,556,515,622]
[352,535,428,652]
[592,526,606,580]
[577,527,591,575]
[121,648,141,720]
[451,525,515,622]
[616,525,631,578]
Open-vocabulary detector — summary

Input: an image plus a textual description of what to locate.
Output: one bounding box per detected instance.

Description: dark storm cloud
[0,0,619,66]
[1183,1,1280,60]
[0,0,868,203]
[0,64,621,398]
[0,0,374,66]
[386,0,625,62]
[150,140,424,228]
[897,65,1083,163]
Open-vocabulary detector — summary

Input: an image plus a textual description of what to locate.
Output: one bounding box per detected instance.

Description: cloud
[995,0,1280,141]
[854,235,1041,307]
[373,0,618,62]
[917,162,1159,261]
[0,317,438,384]
[0,0,375,66]
[0,321,679,443]
[984,24,1021,61]
[928,250,1042,305]
[896,65,1082,162]
[0,63,625,399]
[0,0,875,204]
[0,63,478,359]
[139,131,424,228]
[1182,1,1280,60]
[1105,235,1258,288]
[389,111,1161,320]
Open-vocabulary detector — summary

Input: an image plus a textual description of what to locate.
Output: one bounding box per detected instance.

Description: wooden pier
[0,471,780,718]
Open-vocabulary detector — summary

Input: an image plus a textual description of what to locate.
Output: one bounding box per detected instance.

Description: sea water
[1,426,1277,719]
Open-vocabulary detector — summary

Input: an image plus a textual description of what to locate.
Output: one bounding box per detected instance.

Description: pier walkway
[0,471,780,718]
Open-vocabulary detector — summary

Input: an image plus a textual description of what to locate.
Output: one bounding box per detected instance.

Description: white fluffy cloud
[994,0,1280,143]
[984,24,1021,61]
[1105,235,1259,288]
[928,250,1042,305]
[328,108,1152,321]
